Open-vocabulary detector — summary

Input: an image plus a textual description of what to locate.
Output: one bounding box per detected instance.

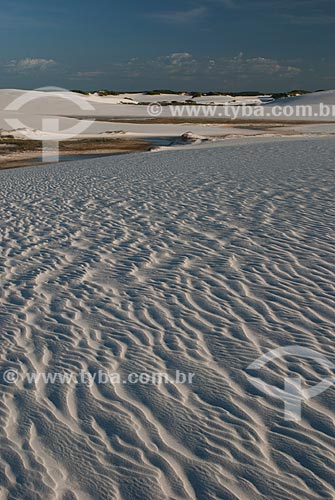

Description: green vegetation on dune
[146,89,184,95]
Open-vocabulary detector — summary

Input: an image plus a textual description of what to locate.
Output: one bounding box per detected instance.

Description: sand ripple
[0,138,334,499]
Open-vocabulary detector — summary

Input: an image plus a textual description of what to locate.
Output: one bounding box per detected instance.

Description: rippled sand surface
[0,138,334,499]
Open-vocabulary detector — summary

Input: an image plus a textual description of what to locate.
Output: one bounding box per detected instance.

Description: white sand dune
[1,89,335,151]
[0,89,333,122]
[0,137,334,499]
[264,90,335,120]
[85,93,270,106]
[194,95,271,106]
[1,92,335,148]
[268,89,335,107]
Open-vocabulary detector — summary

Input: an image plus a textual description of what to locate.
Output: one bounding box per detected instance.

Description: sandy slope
[0,89,269,110]
[268,90,335,107]
[1,90,335,152]
[0,138,334,500]
[0,89,334,124]
[264,90,335,120]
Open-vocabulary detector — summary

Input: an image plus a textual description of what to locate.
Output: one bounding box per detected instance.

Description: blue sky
[0,0,334,91]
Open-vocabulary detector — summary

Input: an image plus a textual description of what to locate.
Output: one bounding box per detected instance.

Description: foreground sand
[0,138,334,499]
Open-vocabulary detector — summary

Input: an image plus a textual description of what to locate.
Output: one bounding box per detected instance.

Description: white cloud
[73,71,105,79]
[147,7,207,24]
[113,53,301,81]
[226,54,302,77]
[5,58,57,73]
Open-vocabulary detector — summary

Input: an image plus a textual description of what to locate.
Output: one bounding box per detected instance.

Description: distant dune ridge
[0,137,334,499]
[0,89,334,127]
[1,89,335,162]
